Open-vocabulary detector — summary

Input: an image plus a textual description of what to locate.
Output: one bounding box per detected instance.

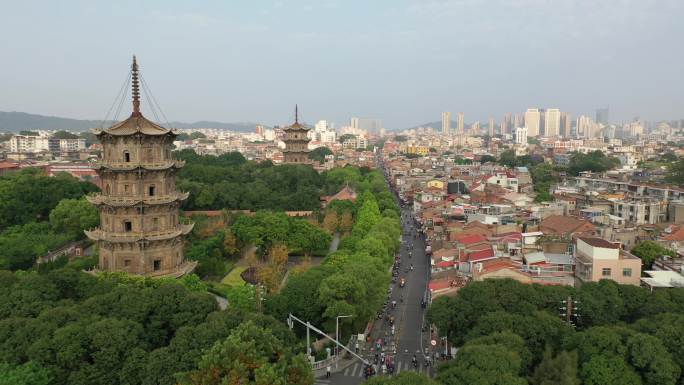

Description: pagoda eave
[94,161,185,172]
[85,223,194,243]
[86,191,190,207]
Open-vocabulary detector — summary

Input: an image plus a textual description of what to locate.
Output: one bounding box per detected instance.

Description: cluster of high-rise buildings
[438,107,681,141]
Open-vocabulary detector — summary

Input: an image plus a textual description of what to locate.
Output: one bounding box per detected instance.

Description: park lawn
[221,265,247,287]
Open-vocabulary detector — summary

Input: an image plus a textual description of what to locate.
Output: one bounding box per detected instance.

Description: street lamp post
[336,314,353,368]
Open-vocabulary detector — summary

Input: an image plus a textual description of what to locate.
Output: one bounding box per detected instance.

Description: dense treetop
[0,268,308,385]
[0,168,98,230]
[175,150,390,212]
[427,278,684,385]
[0,170,99,270]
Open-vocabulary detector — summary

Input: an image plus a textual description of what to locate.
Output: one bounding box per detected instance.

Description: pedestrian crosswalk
[315,361,435,384]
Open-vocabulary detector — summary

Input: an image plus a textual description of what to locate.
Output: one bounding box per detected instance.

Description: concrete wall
[577,239,618,260]
[590,257,641,285]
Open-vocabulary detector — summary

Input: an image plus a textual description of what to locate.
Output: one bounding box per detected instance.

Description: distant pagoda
[85,56,195,277]
[282,105,311,164]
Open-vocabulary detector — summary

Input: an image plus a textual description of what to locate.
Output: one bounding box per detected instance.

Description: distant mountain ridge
[0,111,260,133]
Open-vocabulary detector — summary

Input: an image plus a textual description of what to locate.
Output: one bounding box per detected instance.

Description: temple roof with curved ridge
[283,121,310,132]
[94,115,174,136]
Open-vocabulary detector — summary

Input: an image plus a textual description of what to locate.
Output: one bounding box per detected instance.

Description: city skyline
[1,1,683,129]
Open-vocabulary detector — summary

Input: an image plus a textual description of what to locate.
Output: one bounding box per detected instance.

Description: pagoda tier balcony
[86,191,190,207]
[86,260,198,279]
[85,223,194,243]
[94,160,185,172]
[282,148,312,153]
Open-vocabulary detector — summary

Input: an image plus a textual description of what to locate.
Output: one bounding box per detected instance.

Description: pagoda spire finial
[295,104,299,124]
[131,55,141,117]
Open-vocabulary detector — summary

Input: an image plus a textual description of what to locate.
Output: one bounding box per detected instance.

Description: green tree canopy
[0,169,98,230]
[308,146,333,163]
[567,150,621,176]
[436,344,527,385]
[48,198,99,240]
[52,130,79,139]
[666,158,684,185]
[530,349,580,385]
[181,321,313,385]
[479,155,497,163]
[631,241,676,268]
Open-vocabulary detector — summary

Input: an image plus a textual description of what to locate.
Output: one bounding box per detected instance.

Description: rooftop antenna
[131,55,141,117]
[295,104,299,124]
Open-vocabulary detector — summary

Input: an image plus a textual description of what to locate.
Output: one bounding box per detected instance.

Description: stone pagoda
[282,105,311,164]
[85,56,195,277]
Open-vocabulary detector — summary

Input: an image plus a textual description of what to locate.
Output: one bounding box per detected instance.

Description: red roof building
[321,185,357,207]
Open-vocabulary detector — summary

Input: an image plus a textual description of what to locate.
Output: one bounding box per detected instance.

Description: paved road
[317,168,435,384]
[329,232,341,252]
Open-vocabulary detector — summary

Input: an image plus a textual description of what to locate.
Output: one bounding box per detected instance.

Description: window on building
[147,148,153,162]
[124,184,129,193]
[623,268,632,277]
[105,184,110,194]
[153,260,161,271]
[124,221,132,232]
[124,259,131,267]
[602,268,612,277]
[149,185,155,196]
[124,151,130,162]
[153,217,158,230]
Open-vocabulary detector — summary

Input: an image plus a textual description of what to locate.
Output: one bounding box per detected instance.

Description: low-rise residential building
[574,236,641,286]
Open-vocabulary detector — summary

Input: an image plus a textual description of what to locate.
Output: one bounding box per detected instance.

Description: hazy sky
[1,0,683,129]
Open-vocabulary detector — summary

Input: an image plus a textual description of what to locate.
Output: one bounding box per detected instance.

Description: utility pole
[306,321,311,356]
[559,295,581,327]
[336,315,353,368]
[255,283,265,313]
[288,313,369,365]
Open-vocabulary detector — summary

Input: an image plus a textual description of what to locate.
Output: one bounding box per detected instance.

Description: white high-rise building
[350,117,382,134]
[315,120,330,131]
[442,112,451,135]
[311,120,337,144]
[350,117,359,130]
[502,113,511,135]
[524,108,540,137]
[560,112,572,138]
[457,112,464,134]
[488,117,495,136]
[577,115,598,138]
[514,113,522,129]
[628,120,644,138]
[515,127,528,146]
[544,108,561,137]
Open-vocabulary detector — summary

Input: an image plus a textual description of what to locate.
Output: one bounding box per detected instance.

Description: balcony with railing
[93,160,185,171]
[86,191,189,206]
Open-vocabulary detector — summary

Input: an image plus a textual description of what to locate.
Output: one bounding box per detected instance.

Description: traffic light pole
[288,313,369,366]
